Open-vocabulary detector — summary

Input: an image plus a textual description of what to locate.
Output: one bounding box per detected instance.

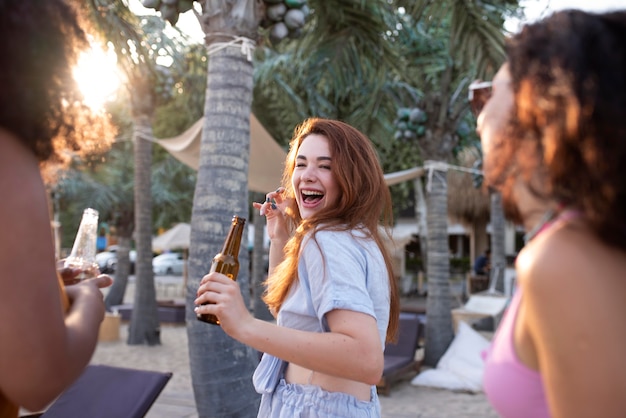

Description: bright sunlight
[73,43,122,111]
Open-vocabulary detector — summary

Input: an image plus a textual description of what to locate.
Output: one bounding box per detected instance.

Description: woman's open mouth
[301,189,324,208]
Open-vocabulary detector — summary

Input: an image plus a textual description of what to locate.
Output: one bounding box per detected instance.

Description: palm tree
[84,0,196,344]
[55,131,197,308]
[254,0,519,366]
[55,138,136,311]
[394,0,519,366]
[142,0,521,413]
[141,0,412,415]
[140,1,265,415]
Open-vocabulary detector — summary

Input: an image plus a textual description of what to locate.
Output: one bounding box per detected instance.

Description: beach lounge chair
[377,312,424,396]
[22,365,172,418]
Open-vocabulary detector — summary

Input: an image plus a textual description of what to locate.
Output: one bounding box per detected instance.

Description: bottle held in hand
[64,208,99,283]
[197,215,246,325]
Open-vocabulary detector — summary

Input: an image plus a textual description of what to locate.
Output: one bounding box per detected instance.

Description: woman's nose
[301,167,315,182]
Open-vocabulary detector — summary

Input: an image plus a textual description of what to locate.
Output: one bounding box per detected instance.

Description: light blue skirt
[257,379,380,418]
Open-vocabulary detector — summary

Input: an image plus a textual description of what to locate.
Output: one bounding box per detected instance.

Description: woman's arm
[195,274,384,385]
[0,134,111,411]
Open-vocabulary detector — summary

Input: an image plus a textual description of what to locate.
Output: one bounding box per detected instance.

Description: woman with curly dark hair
[472,9,626,418]
[195,118,399,417]
[0,0,113,416]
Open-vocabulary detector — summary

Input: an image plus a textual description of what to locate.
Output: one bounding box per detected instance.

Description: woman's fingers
[196,272,235,298]
[256,187,286,216]
[91,274,113,289]
[273,187,285,204]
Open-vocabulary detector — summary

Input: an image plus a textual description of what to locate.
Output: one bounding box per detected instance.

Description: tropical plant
[141,0,266,415]
[55,108,197,310]
[252,0,520,367]
[82,0,198,345]
[140,0,522,414]
[390,0,520,366]
[139,0,418,415]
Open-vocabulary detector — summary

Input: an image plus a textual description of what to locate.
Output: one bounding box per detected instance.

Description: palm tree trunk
[423,163,454,367]
[104,235,132,310]
[104,211,134,310]
[128,116,160,345]
[186,45,260,417]
[489,192,506,293]
[414,177,428,292]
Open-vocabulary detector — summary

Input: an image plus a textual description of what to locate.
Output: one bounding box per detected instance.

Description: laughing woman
[195,118,399,417]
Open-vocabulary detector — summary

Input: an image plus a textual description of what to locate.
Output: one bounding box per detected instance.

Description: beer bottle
[197,215,246,325]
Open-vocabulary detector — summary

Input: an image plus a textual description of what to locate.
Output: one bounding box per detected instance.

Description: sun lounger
[377,312,425,396]
[22,365,172,418]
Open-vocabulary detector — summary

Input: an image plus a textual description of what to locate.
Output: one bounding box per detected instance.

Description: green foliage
[450,256,470,273]
[253,1,520,213]
[152,44,207,138]
[405,253,423,273]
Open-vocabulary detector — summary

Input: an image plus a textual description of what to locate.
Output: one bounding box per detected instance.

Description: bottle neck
[221,217,245,257]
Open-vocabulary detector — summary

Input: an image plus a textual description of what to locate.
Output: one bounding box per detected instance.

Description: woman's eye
[295,163,306,168]
[320,165,331,170]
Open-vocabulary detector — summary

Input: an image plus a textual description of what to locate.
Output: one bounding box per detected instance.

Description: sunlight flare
[73,43,121,111]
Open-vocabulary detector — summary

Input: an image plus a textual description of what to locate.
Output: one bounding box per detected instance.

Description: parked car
[152,252,185,276]
[96,245,136,274]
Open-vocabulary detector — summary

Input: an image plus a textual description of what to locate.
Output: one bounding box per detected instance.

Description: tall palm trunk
[104,235,132,309]
[423,162,454,367]
[489,192,506,292]
[186,45,260,417]
[128,115,160,345]
[104,211,134,310]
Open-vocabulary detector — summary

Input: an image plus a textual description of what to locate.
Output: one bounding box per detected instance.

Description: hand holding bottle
[57,260,102,286]
[194,271,253,336]
[196,215,246,325]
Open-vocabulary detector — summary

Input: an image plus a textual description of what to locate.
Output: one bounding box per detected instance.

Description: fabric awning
[155,114,286,193]
[155,115,426,192]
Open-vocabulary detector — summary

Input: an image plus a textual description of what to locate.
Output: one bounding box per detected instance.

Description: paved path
[90,276,498,417]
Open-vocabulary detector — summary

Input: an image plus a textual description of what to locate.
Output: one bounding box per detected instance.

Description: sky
[507,0,626,31]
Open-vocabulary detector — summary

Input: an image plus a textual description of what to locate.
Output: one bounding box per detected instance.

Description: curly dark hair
[0,0,110,164]
[487,9,626,250]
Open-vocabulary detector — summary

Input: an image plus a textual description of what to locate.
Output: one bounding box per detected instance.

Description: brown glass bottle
[197,215,246,325]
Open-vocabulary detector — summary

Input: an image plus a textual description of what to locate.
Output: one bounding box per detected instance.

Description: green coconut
[266,3,287,21]
[269,22,289,44]
[284,9,305,29]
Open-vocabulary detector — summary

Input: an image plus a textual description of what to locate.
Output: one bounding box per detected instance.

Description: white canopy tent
[152,223,191,253]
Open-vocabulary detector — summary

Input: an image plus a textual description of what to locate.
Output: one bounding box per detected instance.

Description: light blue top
[279,228,390,345]
[253,227,391,394]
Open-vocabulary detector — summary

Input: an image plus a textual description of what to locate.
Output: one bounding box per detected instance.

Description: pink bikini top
[482,287,550,418]
[482,209,581,418]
